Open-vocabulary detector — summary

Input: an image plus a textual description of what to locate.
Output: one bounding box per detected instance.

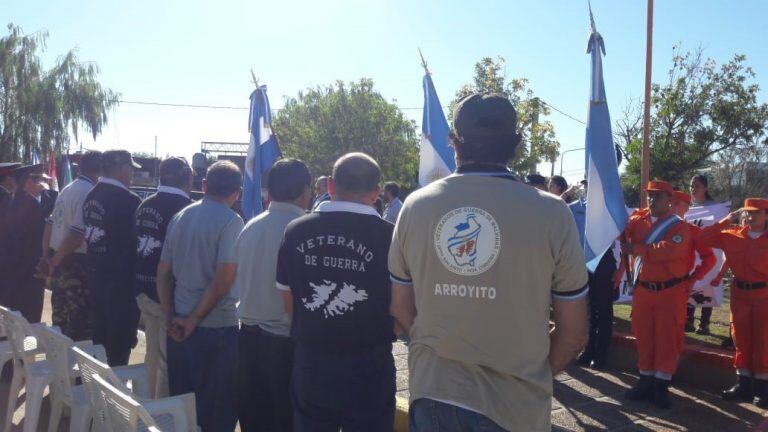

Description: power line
[116,98,590,126]
[540,100,586,125]
[117,100,250,110]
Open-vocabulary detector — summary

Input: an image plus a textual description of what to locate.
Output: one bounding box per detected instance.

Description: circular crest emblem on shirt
[672,234,683,244]
[434,207,501,276]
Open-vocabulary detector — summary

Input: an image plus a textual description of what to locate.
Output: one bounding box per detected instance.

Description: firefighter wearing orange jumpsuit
[614,181,696,409]
[698,198,768,407]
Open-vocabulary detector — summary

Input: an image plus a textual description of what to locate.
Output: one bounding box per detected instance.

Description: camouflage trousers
[49,254,94,341]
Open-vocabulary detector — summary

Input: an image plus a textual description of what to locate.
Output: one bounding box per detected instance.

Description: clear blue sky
[7,0,768,183]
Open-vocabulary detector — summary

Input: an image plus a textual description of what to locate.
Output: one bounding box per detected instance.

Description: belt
[638,277,687,292]
[734,279,768,290]
[240,324,289,338]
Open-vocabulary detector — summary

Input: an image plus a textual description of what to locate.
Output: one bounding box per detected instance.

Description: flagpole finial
[418,48,430,75]
[250,69,259,88]
[588,0,596,32]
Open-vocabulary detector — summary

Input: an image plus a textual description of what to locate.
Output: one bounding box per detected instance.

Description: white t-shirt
[48,176,96,253]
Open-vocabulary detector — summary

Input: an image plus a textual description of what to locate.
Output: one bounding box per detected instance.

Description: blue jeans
[167,326,238,432]
[409,398,507,432]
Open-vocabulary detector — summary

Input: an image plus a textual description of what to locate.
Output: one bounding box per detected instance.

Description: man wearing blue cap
[389,93,589,432]
[83,150,142,365]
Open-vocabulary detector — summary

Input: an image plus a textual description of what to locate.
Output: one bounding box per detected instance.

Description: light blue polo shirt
[161,198,244,328]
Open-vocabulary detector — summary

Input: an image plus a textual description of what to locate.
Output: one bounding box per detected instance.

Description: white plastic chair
[136,294,168,398]
[33,325,103,432]
[94,374,163,432]
[94,374,197,432]
[72,346,152,432]
[1,307,51,432]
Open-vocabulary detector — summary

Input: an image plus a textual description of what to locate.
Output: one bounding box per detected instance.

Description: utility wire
[116,98,590,125]
[117,100,250,110]
[540,101,587,125]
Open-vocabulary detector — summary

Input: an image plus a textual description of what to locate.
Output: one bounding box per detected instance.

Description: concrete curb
[609,331,736,392]
[612,331,734,370]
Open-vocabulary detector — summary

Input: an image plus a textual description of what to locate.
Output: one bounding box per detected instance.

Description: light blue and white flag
[583,17,628,270]
[62,155,73,186]
[242,85,281,220]
[419,72,455,186]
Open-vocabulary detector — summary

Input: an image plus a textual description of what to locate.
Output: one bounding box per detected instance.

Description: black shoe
[754,379,768,408]
[626,375,654,401]
[696,325,711,335]
[590,358,607,371]
[684,323,696,332]
[576,353,592,367]
[652,378,672,409]
[721,337,735,350]
[722,375,753,401]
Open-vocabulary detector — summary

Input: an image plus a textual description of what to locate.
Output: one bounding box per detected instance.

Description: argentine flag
[242,85,281,219]
[583,21,628,269]
[419,72,455,186]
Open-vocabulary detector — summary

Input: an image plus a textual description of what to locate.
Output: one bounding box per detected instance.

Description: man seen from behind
[236,158,312,432]
[157,160,244,431]
[389,93,589,431]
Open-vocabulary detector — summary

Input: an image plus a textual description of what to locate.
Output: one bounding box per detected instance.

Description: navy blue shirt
[276,201,395,353]
[133,187,192,300]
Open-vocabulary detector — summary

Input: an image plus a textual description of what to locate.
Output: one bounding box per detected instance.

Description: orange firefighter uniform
[615,183,699,380]
[699,199,768,380]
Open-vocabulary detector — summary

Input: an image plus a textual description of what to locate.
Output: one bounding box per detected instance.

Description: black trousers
[89,272,140,366]
[238,325,295,432]
[6,276,44,324]
[291,343,395,432]
[686,305,712,326]
[585,250,616,362]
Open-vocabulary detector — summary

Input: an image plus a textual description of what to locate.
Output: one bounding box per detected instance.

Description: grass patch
[613,290,732,350]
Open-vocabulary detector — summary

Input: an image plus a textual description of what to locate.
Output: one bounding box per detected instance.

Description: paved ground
[394,340,764,431]
[1,293,765,431]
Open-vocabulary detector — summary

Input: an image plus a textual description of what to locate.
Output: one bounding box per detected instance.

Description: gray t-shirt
[160,198,244,328]
[235,201,305,336]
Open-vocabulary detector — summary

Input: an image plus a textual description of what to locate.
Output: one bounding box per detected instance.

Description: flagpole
[417,48,429,75]
[640,0,654,208]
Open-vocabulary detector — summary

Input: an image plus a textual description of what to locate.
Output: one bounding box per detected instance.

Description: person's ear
[201,179,208,194]
[327,177,336,198]
[369,186,381,204]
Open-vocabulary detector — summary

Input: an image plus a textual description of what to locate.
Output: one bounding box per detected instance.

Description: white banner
[615,202,731,306]
[685,202,731,308]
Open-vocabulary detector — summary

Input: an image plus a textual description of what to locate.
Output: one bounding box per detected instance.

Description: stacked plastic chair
[0,307,51,432]
[72,346,151,432]
[73,346,197,431]
[33,325,104,432]
[94,373,197,432]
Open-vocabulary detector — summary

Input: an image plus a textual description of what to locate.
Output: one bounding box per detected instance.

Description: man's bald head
[331,153,381,200]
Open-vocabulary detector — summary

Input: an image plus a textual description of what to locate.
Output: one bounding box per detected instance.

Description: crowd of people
[0,91,765,431]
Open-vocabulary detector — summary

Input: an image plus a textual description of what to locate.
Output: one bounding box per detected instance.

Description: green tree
[617,48,768,203]
[272,79,419,188]
[450,57,560,175]
[0,23,119,162]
